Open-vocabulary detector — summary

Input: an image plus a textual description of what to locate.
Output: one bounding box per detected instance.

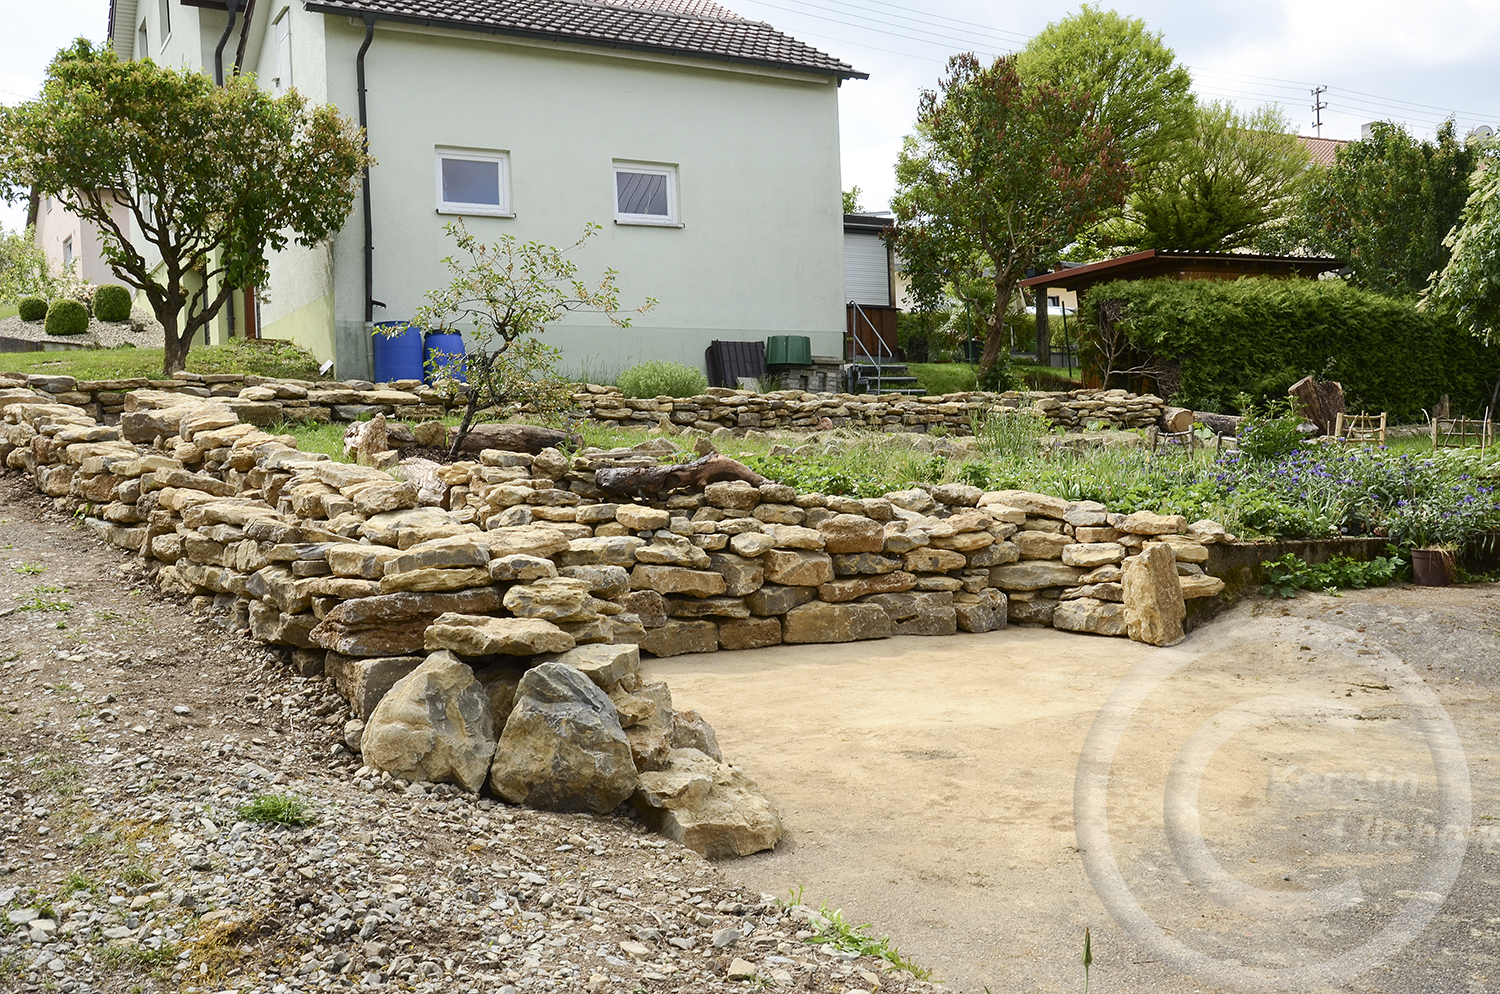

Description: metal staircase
[846,301,926,396]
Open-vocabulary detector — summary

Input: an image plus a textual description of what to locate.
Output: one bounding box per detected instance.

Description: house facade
[104,0,862,380]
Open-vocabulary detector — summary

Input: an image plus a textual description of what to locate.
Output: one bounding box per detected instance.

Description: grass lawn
[0,339,321,381]
[908,361,1084,396]
[0,303,18,322]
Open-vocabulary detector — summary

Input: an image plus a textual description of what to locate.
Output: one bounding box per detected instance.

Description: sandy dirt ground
[647,588,1500,994]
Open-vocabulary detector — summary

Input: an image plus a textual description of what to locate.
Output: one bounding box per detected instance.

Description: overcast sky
[2,0,1498,232]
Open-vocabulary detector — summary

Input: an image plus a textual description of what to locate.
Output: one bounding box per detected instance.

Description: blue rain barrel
[371,321,423,384]
[424,331,467,384]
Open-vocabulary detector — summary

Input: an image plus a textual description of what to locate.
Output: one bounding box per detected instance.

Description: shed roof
[295,0,865,79]
[1020,249,1343,294]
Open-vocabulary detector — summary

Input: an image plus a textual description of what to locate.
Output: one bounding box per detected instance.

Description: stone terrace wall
[0,382,1215,843]
[1,370,1165,435]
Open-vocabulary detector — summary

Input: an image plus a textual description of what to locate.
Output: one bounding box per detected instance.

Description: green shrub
[1083,276,1500,420]
[1236,399,1308,460]
[92,284,132,322]
[44,298,89,336]
[16,296,46,322]
[617,360,707,399]
[236,793,316,826]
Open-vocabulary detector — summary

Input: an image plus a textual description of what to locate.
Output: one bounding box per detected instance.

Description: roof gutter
[214,0,243,85]
[356,12,378,324]
[300,2,866,80]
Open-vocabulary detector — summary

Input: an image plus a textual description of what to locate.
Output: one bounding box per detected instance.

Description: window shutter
[844,233,891,306]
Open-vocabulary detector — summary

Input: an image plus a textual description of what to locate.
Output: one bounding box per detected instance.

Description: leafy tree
[1104,101,1312,251]
[1426,141,1500,342]
[0,39,368,374]
[1298,120,1477,296]
[1015,5,1195,181]
[842,186,865,214]
[892,53,1130,384]
[414,219,655,456]
[0,224,75,304]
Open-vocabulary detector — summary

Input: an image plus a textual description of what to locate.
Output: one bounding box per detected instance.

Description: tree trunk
[1160,407,1195,433]
[1195,411,1242,436]
[595,454,767,498]
[451,423,572,455]
[162,320,188,376]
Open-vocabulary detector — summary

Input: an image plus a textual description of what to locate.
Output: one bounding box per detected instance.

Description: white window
[157,0,171,49]
[137,21,148,59]
[613,163,679,226]
[62,236,74,268]
[272,9,291,93]
[435,149,511,216]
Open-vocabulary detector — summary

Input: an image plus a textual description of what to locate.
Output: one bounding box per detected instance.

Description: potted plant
[1385,486,1500,586]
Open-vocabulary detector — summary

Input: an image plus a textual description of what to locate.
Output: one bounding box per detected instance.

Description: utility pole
[1311,85,1328,137]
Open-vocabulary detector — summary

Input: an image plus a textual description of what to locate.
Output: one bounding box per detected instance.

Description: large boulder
[489,662,638,813]
[632,748,783,858]
[782,601,892,644]
[360,651,496,792]
[424,613,576,656]
[1122,544,1185,646]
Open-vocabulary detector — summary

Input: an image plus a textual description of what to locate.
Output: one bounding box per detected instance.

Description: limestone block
[621,589,669,627]
[639,620,719,658]
[635,533,711,568]
[752,503,804,525]
[1075,526,1122,544]
[728,531,774,557]
[667,595,751,619]
[489,662,635,812]
[557,616,615,645]
[357,651,496,792]
[326,653,424,718]
[1053,597,1128,637]
[818,514,884,554]
[483,523,572,558]
[557,564,630,597]
[1007,595,1058,625]
[247,601,318,648]
[489,553,559,582]
[928,531,994,552]
[761,549,834,587]
[632,748,782,858]
[744,583,815,616]
[954,594,1005,633]
[619,681,674,772]
[884,488,936,513]
[1015,530,1072,560]
[1180,574,1226,599]
[817,571,916,603]
[1187,519,1228,544]
[782,601,892,644]
[1118,511,1188,536]
[614,505,671,531]
[988,561,1084,591]
[379,566,492,594]
[423,613,576,656]
[557,535,645,567]
[982,489,1069,519]
[705,481,761,510]
[1063,501,1111,527]
[1149,536,1210,563]
[360,507,476,550]
[671,710,723,761]
[831,552,902,576]
[882,525,929,554]
[346,479,419,516]
[704,552,764,597]
[1122,543,1185,646]
[716,616,783,650]
[631,564,727,598]
[534,643,641,689]
[931,482,982,507]
[902,547,967,572]
[966,541,1020,568]
[388,536,490,573]
[503,577,593,620]
[1061,542,1127,569]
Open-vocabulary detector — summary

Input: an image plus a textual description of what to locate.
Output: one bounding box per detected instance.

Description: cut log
[595,454,768,498]
[1194,411,1241,437]
[451,423,571,454]
[1287,376,1345,435]
[1160,406,1195,433]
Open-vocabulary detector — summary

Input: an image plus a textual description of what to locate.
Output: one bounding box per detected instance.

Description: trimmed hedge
[92,284,132,323]
[17,296,47,322]
[44,298,90,337]
[1085,277,1500,420]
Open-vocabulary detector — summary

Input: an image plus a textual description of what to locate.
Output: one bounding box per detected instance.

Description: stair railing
[847,300,891,394]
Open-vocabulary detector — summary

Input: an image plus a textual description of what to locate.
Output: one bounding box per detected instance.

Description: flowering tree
[414,219,654,456]
[1426,141,1500,343]
[0,39,367,373]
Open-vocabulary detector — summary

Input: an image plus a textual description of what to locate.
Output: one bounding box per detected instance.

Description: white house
[102,0,863,379]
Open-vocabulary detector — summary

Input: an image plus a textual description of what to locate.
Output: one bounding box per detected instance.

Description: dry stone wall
[0,379,1212,853]
[2,370,1164,435]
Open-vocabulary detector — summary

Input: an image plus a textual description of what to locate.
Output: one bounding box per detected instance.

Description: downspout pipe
[214,0,242,86]
[357,13,377,324]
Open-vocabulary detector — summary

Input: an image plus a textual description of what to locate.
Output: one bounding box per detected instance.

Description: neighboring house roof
[843,213,894,235]
[299,0,866,79]
[1020,249,1343,294]
[1299,135,1349,169]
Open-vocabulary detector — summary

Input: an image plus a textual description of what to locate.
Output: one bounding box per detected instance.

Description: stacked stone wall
[0,381,1213,842]
[2,370,1164,435]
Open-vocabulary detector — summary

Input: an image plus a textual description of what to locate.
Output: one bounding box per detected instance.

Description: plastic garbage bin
[766,334,812,367]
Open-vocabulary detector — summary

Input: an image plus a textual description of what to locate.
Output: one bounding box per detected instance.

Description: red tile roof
[1299,135,1349,169]
[302,0,864,78]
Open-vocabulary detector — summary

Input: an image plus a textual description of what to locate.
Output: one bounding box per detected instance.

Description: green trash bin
[766,335,811,367]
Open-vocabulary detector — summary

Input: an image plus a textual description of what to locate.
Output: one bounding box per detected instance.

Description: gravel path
[0,316,157,350]
[0,475,941,994]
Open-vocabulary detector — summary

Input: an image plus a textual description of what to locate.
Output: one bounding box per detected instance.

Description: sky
[1,0,1498,232]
